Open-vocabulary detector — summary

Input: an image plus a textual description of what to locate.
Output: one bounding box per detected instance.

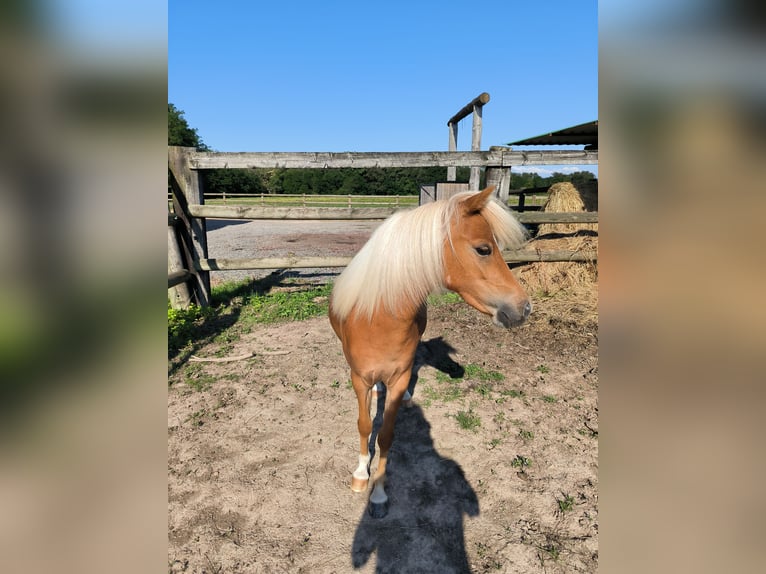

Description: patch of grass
[539,544,560,562]
[330,380,340,389]
[240,283,332,325]
[501,388,524,398]
[557,493,575,513]
[168,304,214,354]
[488,437,502,449]
[169,278,331,363]
[183,363,216,391]
[511,455,532,470]
[187,373,216,392]
[541,395,557,403]
[422,382,463,402]
[464,363,504,382]
[536,364,550,374]
[474,383,494,398]
[213,345,234,357]
[518,428,534,441]
[442,386,464,402]
[455,408,481,431]
[186,408,208,426]
[427,291,462,306]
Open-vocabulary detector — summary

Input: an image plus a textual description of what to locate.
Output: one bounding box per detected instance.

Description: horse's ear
[461,186,496,214]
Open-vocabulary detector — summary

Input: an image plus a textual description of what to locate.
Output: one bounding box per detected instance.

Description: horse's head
[443,186,532,328]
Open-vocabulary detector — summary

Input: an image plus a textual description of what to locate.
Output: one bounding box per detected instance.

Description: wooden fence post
[447,93,489,190]
[168,146,211,306]
[447,122,458,182]
[168,216,192,309]
[470,103,483,190]
[486,147,512,204]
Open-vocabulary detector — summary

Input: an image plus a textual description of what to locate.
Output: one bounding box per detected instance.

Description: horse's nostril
[523,301,532,318]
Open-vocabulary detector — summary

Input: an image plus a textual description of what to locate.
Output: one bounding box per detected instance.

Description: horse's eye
[474,244,492,257]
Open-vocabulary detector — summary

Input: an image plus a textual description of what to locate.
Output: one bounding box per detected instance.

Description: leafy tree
[168,103,208,150]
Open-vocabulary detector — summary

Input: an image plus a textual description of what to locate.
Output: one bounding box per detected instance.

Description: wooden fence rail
[168,135,598,308]
[196,249,597,272]
[188,149,597,170]
[187,204,597,223]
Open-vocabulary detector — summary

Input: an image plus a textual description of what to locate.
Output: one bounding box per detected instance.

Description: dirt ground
[168,220,598,573]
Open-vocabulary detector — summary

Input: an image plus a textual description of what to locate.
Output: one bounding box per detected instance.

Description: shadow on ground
[352,404,479,573]
[168,270,288,374]
[352,339,478,573]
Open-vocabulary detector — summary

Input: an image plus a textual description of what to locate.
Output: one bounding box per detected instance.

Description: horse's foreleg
[369,371,410,518]
[351,372,373,492]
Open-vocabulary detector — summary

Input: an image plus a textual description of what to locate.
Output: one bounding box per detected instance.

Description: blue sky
[169,0,597,175]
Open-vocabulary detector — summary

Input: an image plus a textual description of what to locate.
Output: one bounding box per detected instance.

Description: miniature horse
[329,186,531,518]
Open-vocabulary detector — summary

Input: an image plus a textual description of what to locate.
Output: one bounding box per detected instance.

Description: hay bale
[515,180,598,298]
[537,181,598,236]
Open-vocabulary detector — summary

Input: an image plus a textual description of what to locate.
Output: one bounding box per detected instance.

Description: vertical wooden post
[447,93,489,190]
[447,122,458,182]
[486,147,512,204]
[168,146,211,306]
[470,103,483,190]
[167,220,192,309]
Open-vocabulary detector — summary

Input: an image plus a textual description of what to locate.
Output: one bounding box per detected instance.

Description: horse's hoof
[368,500,388,519]
[402,398,413,408]
[351,476,369,492]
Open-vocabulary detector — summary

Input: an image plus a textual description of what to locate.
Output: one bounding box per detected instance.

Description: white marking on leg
[353,454,371,480]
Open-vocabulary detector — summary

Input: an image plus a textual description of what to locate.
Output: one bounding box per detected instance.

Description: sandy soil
[168,219,598,573]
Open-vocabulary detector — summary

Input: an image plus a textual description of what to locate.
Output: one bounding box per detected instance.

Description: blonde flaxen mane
[330,191,527,321]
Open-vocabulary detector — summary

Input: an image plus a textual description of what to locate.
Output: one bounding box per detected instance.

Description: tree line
[169,103,596,196]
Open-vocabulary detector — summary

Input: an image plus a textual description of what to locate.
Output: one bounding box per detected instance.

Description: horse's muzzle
[494,300,532,328]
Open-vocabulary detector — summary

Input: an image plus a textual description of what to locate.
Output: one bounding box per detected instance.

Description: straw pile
[515,181,598,302]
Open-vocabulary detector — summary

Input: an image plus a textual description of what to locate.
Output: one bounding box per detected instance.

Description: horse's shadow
[411,336,465,393]
[353,340,478,573]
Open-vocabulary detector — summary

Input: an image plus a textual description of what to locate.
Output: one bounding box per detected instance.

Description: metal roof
[506,120,598,149]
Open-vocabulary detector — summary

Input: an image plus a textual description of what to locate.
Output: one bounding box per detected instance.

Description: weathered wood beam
[447,92,490,125]
[188,203,597,223]
[447,123,458,181]
[186,149,597,170]
[197,256,352,270]
[188,151,496,170]
[490,146,598,167]
[168,269,192,288]
[196,249,597,271]
[168,225,192,306]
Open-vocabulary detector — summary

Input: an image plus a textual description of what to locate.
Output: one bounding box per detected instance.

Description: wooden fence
[168,94,598,308]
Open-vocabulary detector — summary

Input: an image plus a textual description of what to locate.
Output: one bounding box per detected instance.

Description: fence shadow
[167,270,288,374]
[352,403,479,573]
